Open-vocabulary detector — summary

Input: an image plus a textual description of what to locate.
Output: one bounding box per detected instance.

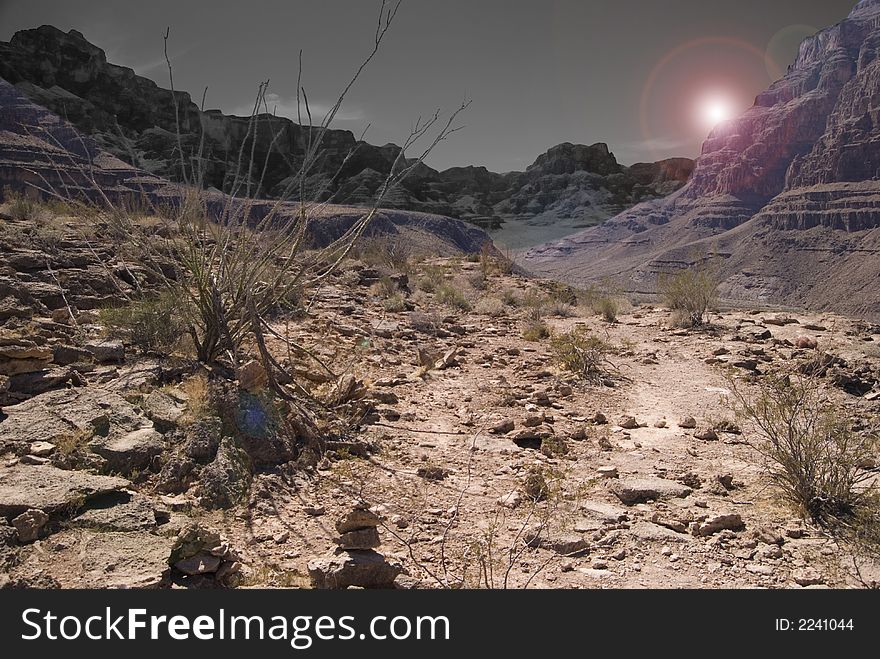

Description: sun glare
[698,95,734,129]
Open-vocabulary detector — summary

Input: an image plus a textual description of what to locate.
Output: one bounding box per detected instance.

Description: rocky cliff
[0,79,491,256]
[0,26,692,245]
[523,0,880,319]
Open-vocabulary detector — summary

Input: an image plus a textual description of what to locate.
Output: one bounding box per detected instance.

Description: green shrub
[658,263,718,327]
[100,292,187,355]
[595,296,619,323]
[436,284,471,311]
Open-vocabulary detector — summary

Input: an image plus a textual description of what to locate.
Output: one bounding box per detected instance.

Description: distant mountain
[0,78,491,256]
[523,0,880,319]
[0,26,693,247]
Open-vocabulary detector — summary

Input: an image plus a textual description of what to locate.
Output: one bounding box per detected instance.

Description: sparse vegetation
[474,296,505,317]
[521,466,551,501]
[436,283,471,310]
[522,319,550,341]
[658,262,718,327]
[728,370,879,530]
[550,326,616,383]
[100,292,187,355]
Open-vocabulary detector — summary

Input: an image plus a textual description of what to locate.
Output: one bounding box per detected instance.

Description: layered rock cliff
[0,26,692,245]
[0,79,491,255]
[524,0,880,318]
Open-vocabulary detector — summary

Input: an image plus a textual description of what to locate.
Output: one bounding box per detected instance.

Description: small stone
[335,527,381,550]
[792,568,825,586]
[304,504,325,517]
[794,336,818,350]
[653,419,667,428]
[12,508,49,542]
[490,419,515,434]
[497,491,523,508]
[596,466,618,479]
[335,508,382,533]
[237,359,268,392]
[174,553,222,575]
[591,559,608,570]
[29,441,55,457]
[693,427,718,441]
[618,415,639,429]
[678,416,697,429]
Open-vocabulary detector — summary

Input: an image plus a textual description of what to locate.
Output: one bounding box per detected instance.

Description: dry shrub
[658,262,718,327]
[728,370,879,528]
[521,466,550,501]
[550,327,615,383]
[522,320,550,342]
[474,296,505,317]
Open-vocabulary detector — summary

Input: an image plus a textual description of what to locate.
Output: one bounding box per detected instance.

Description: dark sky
[0,0,858,171]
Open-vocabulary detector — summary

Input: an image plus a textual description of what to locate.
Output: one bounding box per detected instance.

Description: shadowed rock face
[0,26,692,239]
[0,78,492,255]
[523,0,880,319]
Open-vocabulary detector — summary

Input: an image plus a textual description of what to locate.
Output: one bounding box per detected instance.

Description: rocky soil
[1,212,877,588]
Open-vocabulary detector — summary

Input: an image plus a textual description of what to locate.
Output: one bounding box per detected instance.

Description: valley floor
[2,252,879,589]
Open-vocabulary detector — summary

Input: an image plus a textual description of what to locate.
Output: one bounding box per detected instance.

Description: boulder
[142,390,185,433]
[198,437,252,510]
[84,340,125,363]
[11,508,49,542]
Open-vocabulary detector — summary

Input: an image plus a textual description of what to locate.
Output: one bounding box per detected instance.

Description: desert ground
[1,206,877,589]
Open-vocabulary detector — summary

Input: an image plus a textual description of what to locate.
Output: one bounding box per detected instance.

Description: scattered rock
[618,415,639,429]
[677,416,697,429]
[693,427,718,441]
[693,513,745,537]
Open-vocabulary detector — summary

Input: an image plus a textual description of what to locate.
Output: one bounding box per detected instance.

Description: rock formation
[0,78,492,255]
[308,504,402,588]
[524,0,880,318]
[0,26,693,244]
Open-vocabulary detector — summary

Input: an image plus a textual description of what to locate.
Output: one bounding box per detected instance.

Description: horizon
[0,0,858,171]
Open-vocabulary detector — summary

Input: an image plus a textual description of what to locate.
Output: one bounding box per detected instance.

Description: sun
[698,94,734,129]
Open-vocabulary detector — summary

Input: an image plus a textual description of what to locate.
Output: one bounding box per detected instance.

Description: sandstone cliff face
[0,27,692,244]
[523,0,880,318]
